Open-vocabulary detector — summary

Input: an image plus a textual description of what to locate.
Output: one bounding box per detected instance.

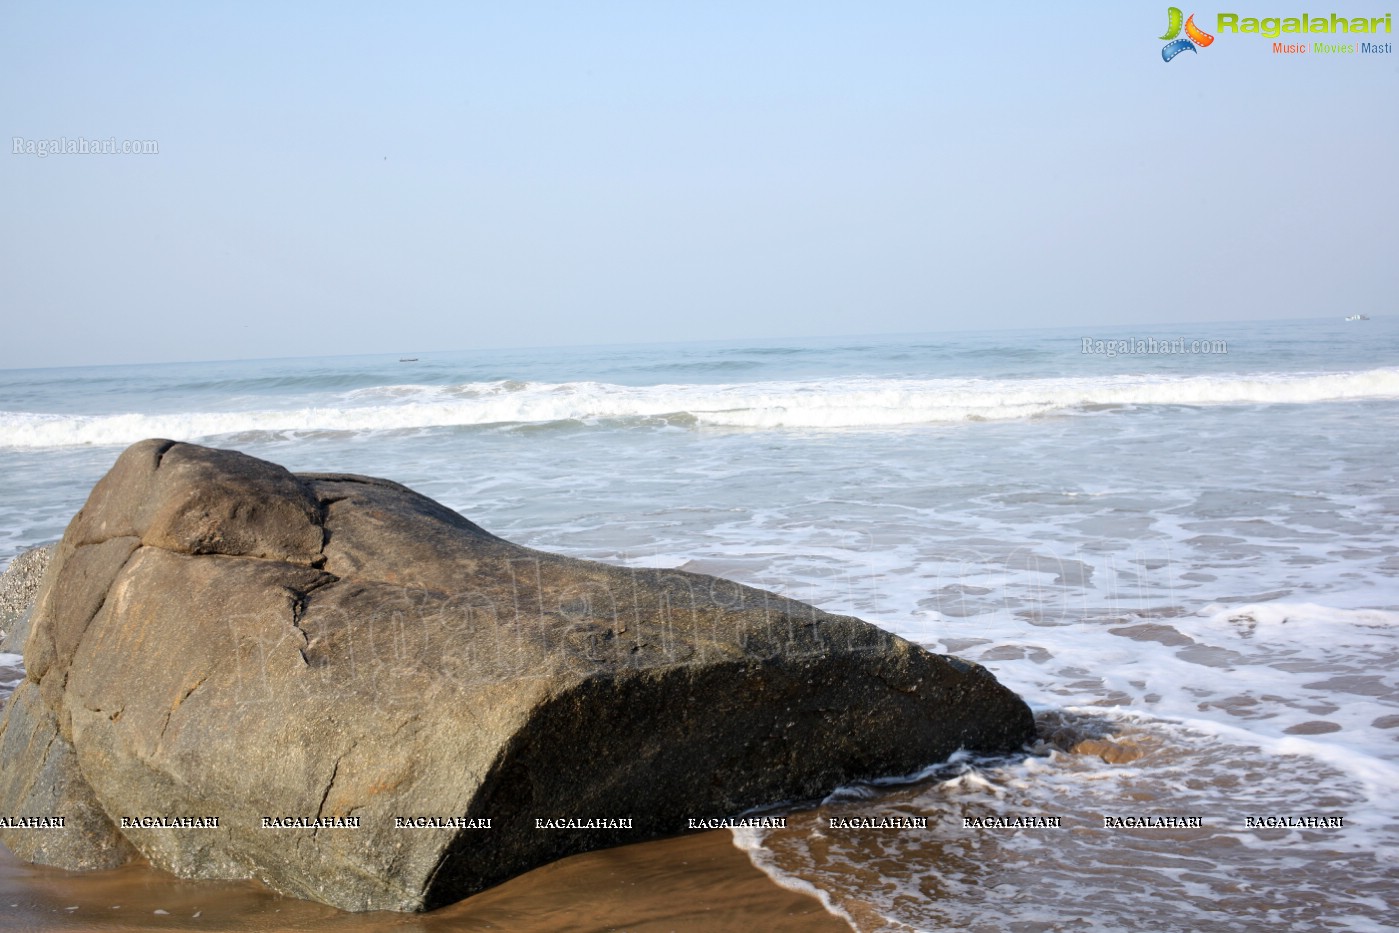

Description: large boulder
[0,439,1035,912]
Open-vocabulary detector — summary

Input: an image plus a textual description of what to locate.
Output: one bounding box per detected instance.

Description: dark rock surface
[0,439,1035,912]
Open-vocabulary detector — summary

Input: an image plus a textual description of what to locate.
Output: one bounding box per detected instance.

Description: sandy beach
[1,828,848,931]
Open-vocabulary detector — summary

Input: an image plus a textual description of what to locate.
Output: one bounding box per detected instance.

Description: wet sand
[1,828,849,932]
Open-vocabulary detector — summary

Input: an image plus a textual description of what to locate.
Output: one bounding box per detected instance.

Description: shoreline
[1,828,850,931]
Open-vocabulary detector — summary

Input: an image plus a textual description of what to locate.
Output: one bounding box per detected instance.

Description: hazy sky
[3,2,1396,368]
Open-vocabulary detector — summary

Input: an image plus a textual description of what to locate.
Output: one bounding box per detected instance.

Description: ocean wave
[3,369,1398,449]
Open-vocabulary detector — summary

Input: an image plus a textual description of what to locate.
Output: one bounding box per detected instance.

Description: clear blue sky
[3,2,1396,368]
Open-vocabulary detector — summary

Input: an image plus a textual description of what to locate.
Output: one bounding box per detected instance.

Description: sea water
[1,317,1396,931]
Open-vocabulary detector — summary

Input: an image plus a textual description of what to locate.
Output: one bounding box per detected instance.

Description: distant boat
[1343,314,1370,322]
[399,357,419,362]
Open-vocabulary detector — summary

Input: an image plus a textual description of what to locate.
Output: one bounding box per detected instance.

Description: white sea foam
[1188,601,1399,647]
[3,367,1398,448]
[729,828,859,929]
[892,597,1399,772]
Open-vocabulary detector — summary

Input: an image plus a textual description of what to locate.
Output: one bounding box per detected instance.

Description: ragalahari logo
[1161,7,1215,60]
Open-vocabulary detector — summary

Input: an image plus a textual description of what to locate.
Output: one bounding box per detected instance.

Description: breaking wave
[3,368,1398,449]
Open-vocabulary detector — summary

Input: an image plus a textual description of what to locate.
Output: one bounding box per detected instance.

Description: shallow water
[740,713,1398,932]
